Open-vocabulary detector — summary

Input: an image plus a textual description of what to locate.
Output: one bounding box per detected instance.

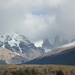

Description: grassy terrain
[0,64,75,75]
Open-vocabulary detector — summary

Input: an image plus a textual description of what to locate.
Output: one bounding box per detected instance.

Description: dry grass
[0,64,75,75]
[0,64,75,72]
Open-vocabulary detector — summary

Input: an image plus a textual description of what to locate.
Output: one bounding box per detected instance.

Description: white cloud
[0,0,75,43]
[34,41,43,47]
[17,13,56,41]
[0,0,20,9]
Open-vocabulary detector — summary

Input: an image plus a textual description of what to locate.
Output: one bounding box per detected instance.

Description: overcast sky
[0,0,75,46]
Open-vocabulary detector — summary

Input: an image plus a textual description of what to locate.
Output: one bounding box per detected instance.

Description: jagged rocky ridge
[42,39,53,49]
[54,35,61,48]
[42,35,69,49]
[26,41,75,65]
[0,32,45,64]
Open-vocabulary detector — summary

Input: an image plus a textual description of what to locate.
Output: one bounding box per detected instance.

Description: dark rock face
[42,39,53,49]
[4,42,13,51]
[5,35,12,41]
[12,46,20,52]
[19,41,30,53]
[27,43,37,50]
[0,41,3,47]
[54,35,61,48]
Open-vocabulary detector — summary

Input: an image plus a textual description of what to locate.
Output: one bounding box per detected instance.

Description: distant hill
[26,41,75,65]
[0,48,28,64]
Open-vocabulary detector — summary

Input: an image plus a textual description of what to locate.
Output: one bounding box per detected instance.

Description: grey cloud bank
[0,0,75,44]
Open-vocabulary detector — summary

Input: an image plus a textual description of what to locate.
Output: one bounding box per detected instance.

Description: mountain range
[0,32,45,64]
[26,41,75,65]
[42,35,71,50]
[0,32,75,65]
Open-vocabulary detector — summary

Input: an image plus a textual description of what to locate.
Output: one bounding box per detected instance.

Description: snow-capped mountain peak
[0,32,45,63]
[0,32,29,42]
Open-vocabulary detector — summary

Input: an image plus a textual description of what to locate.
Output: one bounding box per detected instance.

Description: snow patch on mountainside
[34,41,43,47]
[44,49,51,52]
[59,41,75,48]
[14,52,20,56]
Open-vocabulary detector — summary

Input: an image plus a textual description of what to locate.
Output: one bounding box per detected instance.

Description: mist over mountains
[42,35,74,50]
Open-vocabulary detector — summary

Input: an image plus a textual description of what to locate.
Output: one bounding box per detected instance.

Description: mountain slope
[0,32,45,61]
[0,48,28,64]
[26,41,75,65]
